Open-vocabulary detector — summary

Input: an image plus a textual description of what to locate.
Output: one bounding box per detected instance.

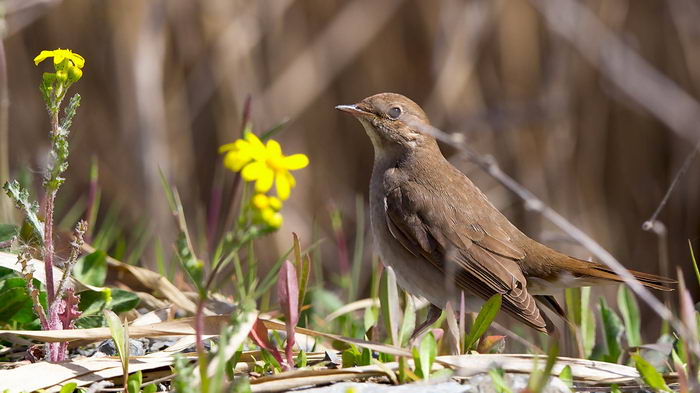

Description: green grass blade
[617,285,641,347]
[465,294,502,351]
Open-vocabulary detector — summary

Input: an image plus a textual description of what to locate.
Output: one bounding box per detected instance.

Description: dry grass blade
[249,366,387,392]
[247,353,658,393]
[259,318,411,358]
[0,251,90,291]
[324,298,380,322]
[0,315,235,342]
[0,349,197,392]
[444,354,649,384]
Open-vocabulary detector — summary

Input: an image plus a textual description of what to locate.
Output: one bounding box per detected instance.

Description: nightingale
[336,92,674,334]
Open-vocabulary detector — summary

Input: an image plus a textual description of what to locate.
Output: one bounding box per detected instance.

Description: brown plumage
[337,92,674,334]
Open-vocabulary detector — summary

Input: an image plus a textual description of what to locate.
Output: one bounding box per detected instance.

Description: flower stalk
[2,49,85,362]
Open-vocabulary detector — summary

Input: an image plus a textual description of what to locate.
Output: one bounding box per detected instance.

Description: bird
[336,92,674,335]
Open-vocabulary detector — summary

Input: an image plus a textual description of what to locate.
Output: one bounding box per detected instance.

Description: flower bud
[55,70,68,83]
[252,194,269,210]
[68,65,82,82]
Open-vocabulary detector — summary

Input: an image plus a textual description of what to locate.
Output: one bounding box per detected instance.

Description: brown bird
[336,92,674,334]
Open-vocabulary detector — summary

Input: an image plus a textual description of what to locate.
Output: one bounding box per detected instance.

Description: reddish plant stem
[43,192,56,306]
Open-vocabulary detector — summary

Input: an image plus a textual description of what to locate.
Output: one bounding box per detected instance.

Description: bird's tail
[566,257,676,291]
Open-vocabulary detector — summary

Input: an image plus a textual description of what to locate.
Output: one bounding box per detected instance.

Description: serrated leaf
[3,180,44,240]
[465,294,501,351]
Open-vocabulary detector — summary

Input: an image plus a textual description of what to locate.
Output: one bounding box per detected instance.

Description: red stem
[44,192,56,306]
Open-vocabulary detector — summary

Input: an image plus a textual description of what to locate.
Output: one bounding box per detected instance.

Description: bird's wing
[383,170,552,333]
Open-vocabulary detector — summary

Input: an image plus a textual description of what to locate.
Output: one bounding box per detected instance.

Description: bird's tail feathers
[567,257,676,291]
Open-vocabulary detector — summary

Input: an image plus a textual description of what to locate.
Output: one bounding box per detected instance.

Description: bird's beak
[335,104,371,117]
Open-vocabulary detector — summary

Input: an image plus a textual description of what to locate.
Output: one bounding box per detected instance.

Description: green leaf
[617,285,641,348]
[690,240,700,289]
[0,278,36,324]
[465,294,502,351]
[610,384,622,393]
[632,353,672,392]
[110,288,140,313]
[3,180,44,241]
[104,310,129,376]
[127,371,142,393]
[296,349,308,368]
[559,365,573,388]
[342,346,360,368]
[59,382,78,393]
[0,224,17,243]
[398,293,416,348]
[143,383,157,393]
[488,367,513,393]
[73,250,107,287]
[259,119,289,142]
[565,287,596,358]
[416,333,437,381]
[363,304,378,335]
[78,289,111,316]
[528,339,559,393]
[599,297,623,363]
[379,267,401,346]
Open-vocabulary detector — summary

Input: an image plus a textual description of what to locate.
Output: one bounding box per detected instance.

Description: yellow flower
[34,49,85,68]
[34,49,85,83]
[251,193,283,228]
[220,132,308,200]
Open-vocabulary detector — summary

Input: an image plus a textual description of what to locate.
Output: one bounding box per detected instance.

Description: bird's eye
[388,106,402,119]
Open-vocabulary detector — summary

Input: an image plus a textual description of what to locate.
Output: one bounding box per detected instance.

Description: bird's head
[336,93,437,156]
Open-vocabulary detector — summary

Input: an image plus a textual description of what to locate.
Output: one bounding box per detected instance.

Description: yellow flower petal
[276,172,291,200]
[34,50,53,65]
[223,151,251,172]
[282,154,309,170]
[219,142,237,153]
[241,161,266,181]
[67,52,85,68]
[254,167,275,192]
[286,172,296,188]
[244,132,266,158]
[266,140,282,157]
[53,52,65,65]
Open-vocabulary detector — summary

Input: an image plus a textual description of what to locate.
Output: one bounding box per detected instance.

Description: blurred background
[1,0,699,341]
